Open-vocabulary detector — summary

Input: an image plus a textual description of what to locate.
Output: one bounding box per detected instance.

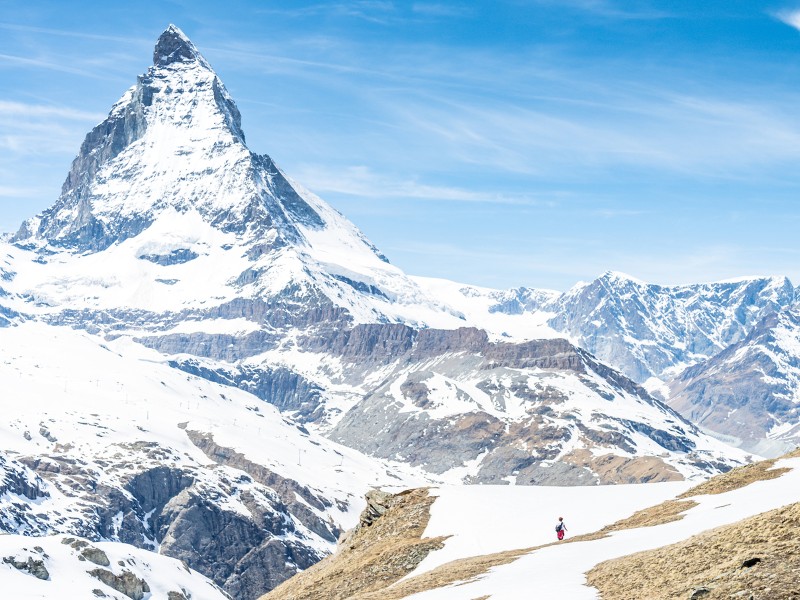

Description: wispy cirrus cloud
[375,82,800,180]
[522,0,671,20]
[774,8,800,30]
[255,1,397,23]
[0,52,109,78]
[293,164,558,205]
[0,100,105,122]
[411,3,475,18]
[0,100,102,156]
[0,22,148,45]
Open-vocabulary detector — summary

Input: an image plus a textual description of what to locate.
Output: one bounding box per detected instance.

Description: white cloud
[775,8,800,31]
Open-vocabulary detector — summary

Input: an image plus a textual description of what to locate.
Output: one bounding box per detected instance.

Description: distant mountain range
[1,24,798,598]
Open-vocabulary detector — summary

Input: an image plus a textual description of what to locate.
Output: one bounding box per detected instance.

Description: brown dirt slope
[678,447,800,499]
[587,500,800,599]
[259,488,446,600]
[351,546,532,600]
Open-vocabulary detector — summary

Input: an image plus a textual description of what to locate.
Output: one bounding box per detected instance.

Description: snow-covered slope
[402,454,800,599]
[0,321,434,598]
[668,306,800,457]
[410,275,560,341]
[0,534,229,600]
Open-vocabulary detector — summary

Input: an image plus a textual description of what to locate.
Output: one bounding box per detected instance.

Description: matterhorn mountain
[0,23,794,598]
[11,25,461,332]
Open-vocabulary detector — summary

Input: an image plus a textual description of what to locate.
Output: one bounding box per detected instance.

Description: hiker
[555,517,567,540]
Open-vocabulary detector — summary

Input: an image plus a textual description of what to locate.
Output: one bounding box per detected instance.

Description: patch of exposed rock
[3,553,50,580]
[90,567,150,600]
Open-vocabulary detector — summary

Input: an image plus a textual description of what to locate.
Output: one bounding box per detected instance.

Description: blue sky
[2,1,800,290]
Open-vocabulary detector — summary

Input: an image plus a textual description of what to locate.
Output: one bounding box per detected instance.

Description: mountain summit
[153,24,209,67]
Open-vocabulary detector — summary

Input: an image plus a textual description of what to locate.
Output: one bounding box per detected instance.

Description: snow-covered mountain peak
[153,24,209,68]
[13,25,253,251]
[4,26,465,327]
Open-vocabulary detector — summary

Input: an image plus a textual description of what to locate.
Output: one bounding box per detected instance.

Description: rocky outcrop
[138,248,199,265]
[0,533,229,599]
[89,568,151,600]
[173,430,338,598]
[171,360,325,420]
[137,331,279,362]
[262,488,446,600]
[3,554,50,580]
[0,453,47,500]
[300,322,416,361]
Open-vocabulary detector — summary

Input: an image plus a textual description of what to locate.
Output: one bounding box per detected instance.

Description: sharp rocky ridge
[1,24,798,599]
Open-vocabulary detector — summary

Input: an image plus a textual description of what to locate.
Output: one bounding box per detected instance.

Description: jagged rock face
[668,307,800,457]
[0,453,50,532]
[545,272,796,383]
[9,447,332,599]
[170,359,327,421]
